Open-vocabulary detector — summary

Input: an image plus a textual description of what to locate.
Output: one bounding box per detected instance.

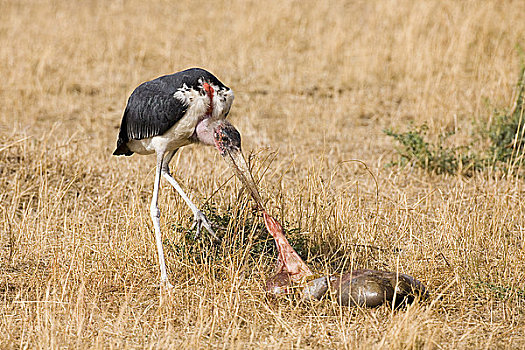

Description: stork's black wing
[113,88,188,156]
[113,68,227,156]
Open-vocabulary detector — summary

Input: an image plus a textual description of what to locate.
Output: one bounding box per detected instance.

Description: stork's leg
[161,150,218,240]
[151,151,173,288]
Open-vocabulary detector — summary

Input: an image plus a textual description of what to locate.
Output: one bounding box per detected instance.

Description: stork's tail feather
[113,142,134,156]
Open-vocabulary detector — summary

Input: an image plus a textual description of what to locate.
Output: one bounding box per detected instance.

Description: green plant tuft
[384,124,482,175]
[385,65,525,176]
[486,65,525,171]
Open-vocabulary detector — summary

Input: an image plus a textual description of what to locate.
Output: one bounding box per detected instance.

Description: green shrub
[487,66,525,171]
[385,65,525,176]
[384,125,482,176]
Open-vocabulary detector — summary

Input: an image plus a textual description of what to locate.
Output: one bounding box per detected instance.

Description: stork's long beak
[222,147,264,210]
[214,121,265,209]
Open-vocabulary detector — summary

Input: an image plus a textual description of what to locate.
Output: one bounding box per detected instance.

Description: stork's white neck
[173,82,234,120]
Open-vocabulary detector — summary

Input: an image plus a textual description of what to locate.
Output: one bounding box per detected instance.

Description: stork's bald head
[213,120,241,156]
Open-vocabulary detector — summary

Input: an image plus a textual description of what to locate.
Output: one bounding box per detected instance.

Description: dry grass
[1,0,525,348]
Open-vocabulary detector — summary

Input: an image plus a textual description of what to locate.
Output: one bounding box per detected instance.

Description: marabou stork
[113,68,260,288]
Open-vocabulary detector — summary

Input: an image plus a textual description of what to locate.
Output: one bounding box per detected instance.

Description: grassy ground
[1,0,525,348]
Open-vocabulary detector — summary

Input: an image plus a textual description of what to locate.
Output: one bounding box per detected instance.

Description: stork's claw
[162,279,174,290]
[191,210,218,241]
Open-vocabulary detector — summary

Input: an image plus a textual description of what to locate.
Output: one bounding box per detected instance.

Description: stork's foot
[164,281,174,290]
[191,210,219,241]
[161,279,174,290]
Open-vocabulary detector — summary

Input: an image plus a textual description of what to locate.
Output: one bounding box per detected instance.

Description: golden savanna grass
[1,0,525,348]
